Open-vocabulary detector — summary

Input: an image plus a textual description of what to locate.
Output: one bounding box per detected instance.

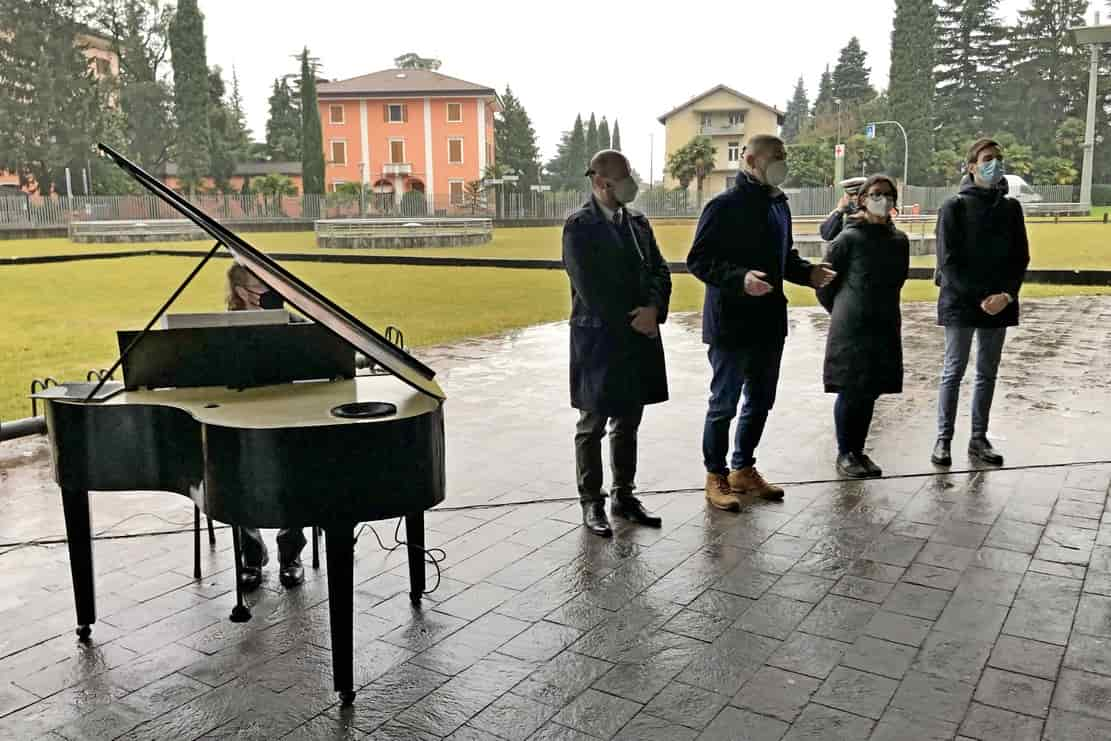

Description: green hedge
[1093,184,1111,207]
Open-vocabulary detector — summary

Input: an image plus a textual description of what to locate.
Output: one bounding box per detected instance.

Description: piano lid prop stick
[85,241,224,402]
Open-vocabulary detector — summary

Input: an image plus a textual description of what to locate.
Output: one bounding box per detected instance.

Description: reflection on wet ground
[0,297,1109,739]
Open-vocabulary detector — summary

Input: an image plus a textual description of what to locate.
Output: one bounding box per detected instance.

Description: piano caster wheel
[339,691,356,706]
[76,625,92,641]
[229,605,252,623]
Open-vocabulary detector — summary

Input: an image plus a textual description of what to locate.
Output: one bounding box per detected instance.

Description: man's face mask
[610,177,639,205]
[259,290,284,310]
[976,157,1004,186]
[751,154,788,187]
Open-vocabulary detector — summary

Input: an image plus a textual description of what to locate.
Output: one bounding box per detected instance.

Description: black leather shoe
[581,501,612,537]
[239,566,263,592]
[612,497,663,528]
[837,452,872,479]
[931,438,952,466]
[859,454,883,478]
[969,437,1004,466]
[279,561,305,588]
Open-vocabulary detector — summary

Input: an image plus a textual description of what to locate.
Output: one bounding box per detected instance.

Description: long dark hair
[857,174,899,218]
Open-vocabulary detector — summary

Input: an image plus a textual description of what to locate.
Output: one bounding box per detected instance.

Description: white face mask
[762,159,788,187]
[865,196,892,217]
[610,177,639,205]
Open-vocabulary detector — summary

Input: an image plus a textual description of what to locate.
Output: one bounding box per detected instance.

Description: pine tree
[888,0,936,184]
[832,37,876,104]
[265,78,301,161]
[598,117,611,151]
[545,114,589,190]
[586,113,599,157]
[611,119,622,152]
[781,77,810,143]
[206,66,235,191]
[934,0,1007,137]
[169,0,211,193]
[98,0,175,172]
[812,65,834,116]
[299,47,325,195]
[1001,0,1089,154]
[493,85,540,189]
[228,68,253,161]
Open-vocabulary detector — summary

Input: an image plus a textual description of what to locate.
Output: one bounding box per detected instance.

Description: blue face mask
[977,159,1004,186]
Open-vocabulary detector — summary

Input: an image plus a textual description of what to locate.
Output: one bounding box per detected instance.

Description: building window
[728,111,746,126]
[386,104,407,123]
[727,142,740,163]
[330,140,347,165]
[390,139,405,164]
[449,180,464,206]
[332,181,346,192]
[448,138,463,164]
[701,113,713,128]
[329,105,345,124]
[447,102,462,123]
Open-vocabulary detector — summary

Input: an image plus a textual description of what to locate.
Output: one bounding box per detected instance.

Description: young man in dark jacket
[562,150,672,537]
[932,138,1030,467]
[687,135,835,510]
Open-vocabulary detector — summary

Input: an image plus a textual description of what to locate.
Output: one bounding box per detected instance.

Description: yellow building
[657,84,784,195]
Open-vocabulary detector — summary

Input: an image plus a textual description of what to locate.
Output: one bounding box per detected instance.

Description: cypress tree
[611,119,622,152]
[781,77,810,143]
[569,114,588,178]
[493,85,540,189]
[586,113,599,157]
[299,47,325,195]
[832,37,876,104]
[265,77,301,161]
[168,0,211,193]
[888,0,936,184]
[812,65,834,116]
[598,117,611,150]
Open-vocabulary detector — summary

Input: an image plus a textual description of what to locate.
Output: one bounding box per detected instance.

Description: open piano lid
[97,143,445,401]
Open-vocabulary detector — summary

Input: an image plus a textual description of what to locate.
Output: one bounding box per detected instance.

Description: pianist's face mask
[259,290,284,310]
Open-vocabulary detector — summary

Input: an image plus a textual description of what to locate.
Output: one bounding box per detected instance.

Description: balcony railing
[383,163,413,176]
[700,124,745,136]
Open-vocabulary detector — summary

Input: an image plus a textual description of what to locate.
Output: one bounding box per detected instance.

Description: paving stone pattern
[1,299,1111,739]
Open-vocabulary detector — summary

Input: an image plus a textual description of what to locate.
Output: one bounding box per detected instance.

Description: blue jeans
[937,326,1007,441]
[702,341,784,474]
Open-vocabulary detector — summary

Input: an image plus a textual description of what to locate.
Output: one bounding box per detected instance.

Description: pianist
[562,150,672,537]
[225,263,307,589]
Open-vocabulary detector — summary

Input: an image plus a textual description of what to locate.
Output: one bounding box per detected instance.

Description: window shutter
[402,104,408,123]
[383,104,389,122]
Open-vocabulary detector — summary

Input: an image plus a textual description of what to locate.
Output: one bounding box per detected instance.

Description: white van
[1004,174,1043,204]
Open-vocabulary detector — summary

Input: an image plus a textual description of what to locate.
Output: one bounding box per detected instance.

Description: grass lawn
[3,254,1111,422]
[3,218,1109,268]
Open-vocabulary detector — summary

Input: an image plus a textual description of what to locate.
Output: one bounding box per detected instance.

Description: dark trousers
[937,326,1007,441]
[834,393,878,455]
[575,407,644,503]
[241,527,307,568]
[702,341,785,474]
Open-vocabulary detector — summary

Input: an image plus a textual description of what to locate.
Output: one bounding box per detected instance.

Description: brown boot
[705,473,741,511]
[729,466,785,500]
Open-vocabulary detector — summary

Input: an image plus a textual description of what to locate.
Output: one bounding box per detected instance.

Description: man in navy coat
[562,150,672,537]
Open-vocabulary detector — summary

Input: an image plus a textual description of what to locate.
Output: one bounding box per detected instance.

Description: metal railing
[0,184,1098,230]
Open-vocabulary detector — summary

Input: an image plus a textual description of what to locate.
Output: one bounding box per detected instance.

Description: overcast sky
[198,0,1067,184]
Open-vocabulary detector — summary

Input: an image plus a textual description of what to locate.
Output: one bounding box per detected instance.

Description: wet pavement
[1,296,1111,739]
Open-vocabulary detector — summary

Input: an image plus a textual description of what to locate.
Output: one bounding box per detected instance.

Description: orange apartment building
[317,68,498,208]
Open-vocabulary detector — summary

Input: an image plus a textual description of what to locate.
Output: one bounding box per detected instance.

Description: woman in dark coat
[817,174,910,479]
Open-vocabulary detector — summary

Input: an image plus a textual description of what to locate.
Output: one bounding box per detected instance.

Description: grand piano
[31,144,446,705]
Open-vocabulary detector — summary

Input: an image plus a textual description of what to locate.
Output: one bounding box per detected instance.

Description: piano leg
[193,506,201,579]
[324,525,356,706]
[229,526,252,623]
[312,526,320,570]
[405,512,425,606]
[61,487,96,641]
[207,516,216,545]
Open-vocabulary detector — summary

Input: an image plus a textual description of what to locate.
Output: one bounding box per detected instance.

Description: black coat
[817,222,910,395]
[562,197,672,415]
[687,171,814,348]
[935,176,1030,328]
